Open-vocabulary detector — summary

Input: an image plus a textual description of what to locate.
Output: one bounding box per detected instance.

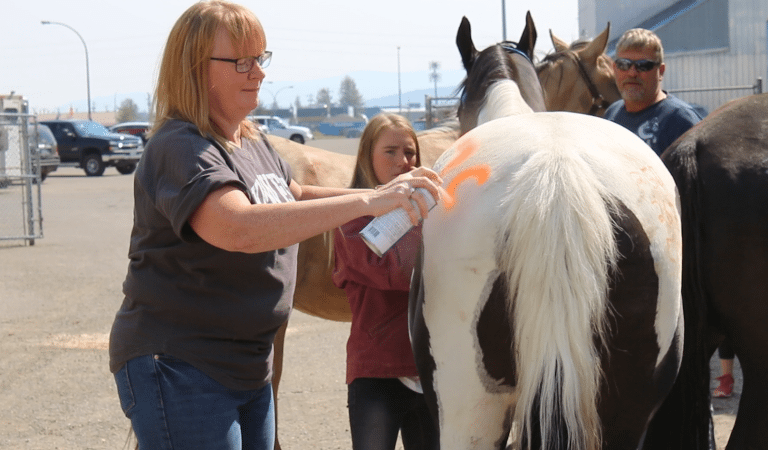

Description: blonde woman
[333,113,439,450]
[108,4,440,449]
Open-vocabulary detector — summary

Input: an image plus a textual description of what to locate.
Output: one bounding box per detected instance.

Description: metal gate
[668,78,763,115]
[0,113,43,245]
[424,96,460,129]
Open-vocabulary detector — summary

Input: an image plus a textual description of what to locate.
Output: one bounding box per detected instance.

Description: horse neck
[477,80,534,126]
[538,57,578,112]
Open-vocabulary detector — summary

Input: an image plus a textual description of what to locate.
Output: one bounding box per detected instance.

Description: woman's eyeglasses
[615,58,659,72]
[210,51,272,73]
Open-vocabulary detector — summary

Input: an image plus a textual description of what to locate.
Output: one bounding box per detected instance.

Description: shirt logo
[637,118,660,148]
[249,174,295,204]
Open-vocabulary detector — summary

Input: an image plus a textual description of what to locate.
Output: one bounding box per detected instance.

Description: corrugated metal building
[579,0,766,113]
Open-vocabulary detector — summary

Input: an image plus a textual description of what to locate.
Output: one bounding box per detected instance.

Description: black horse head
[455,13,546,134]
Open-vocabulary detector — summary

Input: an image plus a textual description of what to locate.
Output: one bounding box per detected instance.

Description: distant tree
[306,93,315,107]
[116,99,140,123]
[250,103,269,116]
[338,76,364,113]
[316,88,333,107]
[294,95,302,110]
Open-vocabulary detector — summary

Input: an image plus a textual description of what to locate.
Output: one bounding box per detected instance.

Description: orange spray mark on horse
[439,135,491,210]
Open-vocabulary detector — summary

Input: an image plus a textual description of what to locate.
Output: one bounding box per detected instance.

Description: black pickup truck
[40,119,143,176]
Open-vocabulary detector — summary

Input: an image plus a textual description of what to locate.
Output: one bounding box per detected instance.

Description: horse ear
[517,11,537,61]
[456,16,477,72]
[549,29,569,53]
[578,23,611,63]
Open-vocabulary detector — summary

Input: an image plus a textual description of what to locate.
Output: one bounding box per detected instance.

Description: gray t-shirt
[109,119,298,390]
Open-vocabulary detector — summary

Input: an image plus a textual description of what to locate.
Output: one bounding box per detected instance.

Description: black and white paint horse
[409,14,684,450]
[648,93,768,450]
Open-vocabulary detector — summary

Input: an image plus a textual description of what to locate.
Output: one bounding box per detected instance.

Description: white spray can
[360,187,437,257]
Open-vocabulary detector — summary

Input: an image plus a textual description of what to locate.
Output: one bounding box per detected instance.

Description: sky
[1,0,579,114]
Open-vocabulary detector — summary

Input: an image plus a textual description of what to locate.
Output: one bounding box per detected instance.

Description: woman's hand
[369,167,444,226]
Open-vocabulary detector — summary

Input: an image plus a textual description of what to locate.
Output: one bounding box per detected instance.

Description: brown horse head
[536,24,620,117]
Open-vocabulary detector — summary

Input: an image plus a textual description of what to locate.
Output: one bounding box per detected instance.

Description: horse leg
[727,359,768,449]
[598,204,684,449]
[418,270,514,449]
[722,309,768,449]
[272,320,287,450]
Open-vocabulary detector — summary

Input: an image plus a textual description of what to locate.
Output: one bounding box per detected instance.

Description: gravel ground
[0,138,740,449]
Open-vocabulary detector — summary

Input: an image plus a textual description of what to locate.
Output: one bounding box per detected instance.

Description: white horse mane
[477,80,534,127]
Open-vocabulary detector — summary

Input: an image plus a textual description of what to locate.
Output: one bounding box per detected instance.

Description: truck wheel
[289,134,305,144]
[83,154,105,176]
[116,164,137,175]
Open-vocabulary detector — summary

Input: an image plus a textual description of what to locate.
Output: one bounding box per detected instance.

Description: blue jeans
[348,378,439,450]
[114,354,274,450]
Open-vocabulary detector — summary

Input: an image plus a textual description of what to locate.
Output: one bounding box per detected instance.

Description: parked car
[40,119,143,176]
[29,123,60,181]
[248,115,313,144]
[109,121,150,144]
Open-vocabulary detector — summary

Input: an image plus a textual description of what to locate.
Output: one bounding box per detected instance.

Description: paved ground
[0,138,740,449]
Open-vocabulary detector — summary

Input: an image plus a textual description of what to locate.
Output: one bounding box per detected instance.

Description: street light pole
[272,86,294,111]
[501,0,507,41]
[41,20,92,121]
[262,83,293,116]
[397,46,402,114]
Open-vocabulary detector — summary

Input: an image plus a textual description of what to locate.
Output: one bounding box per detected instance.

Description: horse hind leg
[419,268,516,449]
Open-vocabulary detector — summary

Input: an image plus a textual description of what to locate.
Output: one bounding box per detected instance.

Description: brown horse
[536,24,621,117]
[269,124,461,324]
[267,126,459,450]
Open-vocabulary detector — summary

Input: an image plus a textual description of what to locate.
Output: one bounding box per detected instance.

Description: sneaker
[713,374,734,398]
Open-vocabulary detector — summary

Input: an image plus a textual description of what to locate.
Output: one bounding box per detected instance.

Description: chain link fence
[0,113,43,245]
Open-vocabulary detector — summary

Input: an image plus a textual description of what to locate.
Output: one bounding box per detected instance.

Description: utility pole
[429,61,441,98]
[397,47,402,114]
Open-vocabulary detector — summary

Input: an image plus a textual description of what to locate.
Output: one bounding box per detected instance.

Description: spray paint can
[360,187,437,257]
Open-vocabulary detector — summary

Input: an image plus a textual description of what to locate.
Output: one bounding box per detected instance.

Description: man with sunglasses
[604,28,702,156]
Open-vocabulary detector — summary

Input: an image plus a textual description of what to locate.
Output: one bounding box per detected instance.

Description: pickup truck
[40,119,143,176]
[249,115,313,144]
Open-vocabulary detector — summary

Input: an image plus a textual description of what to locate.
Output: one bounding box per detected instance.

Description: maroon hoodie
[332,216,421,384]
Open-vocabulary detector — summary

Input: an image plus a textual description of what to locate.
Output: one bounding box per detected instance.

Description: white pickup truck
[249,115,313,144]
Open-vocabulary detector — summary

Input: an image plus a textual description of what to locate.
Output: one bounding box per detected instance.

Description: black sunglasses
[615,58,659,72]
[210,51,272,73]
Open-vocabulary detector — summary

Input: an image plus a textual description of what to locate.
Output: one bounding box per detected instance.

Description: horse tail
[498,148,617,450]
[643,140,713,450]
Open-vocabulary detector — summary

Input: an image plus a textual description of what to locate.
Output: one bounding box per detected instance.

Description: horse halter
[499,42,532,63]
[567,52,612,115]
